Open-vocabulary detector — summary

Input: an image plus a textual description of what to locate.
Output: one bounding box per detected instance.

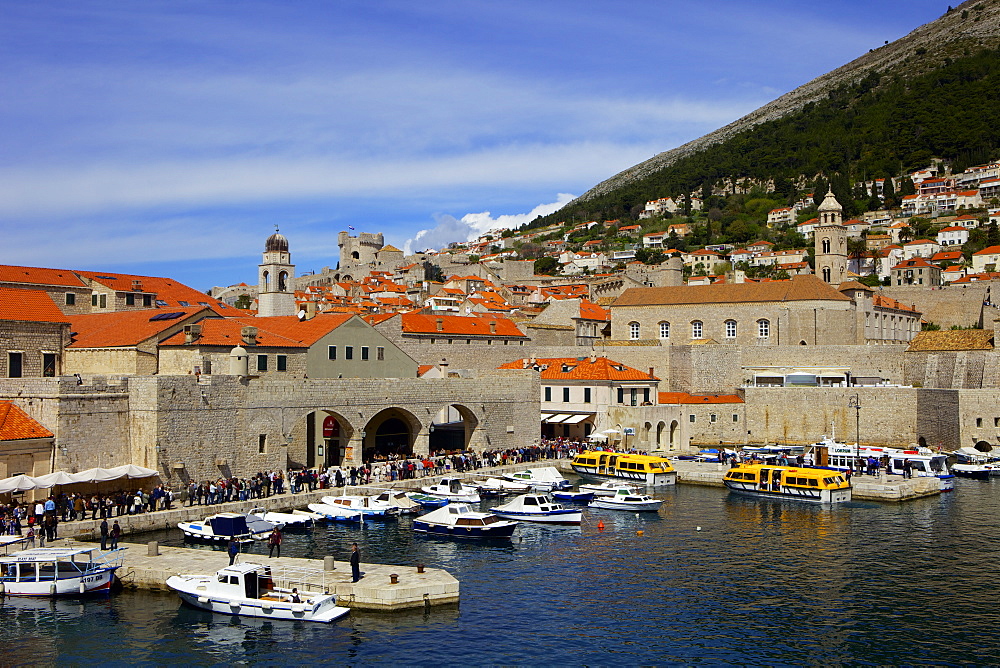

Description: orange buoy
[636,530,644,537]
[597,520,605,532]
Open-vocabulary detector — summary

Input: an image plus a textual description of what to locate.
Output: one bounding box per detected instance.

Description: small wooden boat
[421,478,481,503]
[0,546,126,596]
[551,490,594,503]
[491,493,582,525]
[412,504,517,538]
[405,492,450,508]
[588,488,662,512]
[167,562,349,623]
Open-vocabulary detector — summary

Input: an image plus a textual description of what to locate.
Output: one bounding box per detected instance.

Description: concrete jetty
[59,538,458,611]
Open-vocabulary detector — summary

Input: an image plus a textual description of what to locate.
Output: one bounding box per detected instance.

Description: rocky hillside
[572,0,1000,206]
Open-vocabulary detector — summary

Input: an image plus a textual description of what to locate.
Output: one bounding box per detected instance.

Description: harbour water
[2,479,999,665]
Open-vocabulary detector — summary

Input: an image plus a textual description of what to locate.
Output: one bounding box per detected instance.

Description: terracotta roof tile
[74,270,230,314]
[498,357,657,381]
[0,401,53,440]
[658,392,744,404]
[0,287,69,324]
[400,313,527,337]
[0,265,88,288]
[159,313,356,347]
[68,308,208,347]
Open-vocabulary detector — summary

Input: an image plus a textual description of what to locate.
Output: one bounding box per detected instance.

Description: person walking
[227,537,240,566]
[110,520,120,549]
[100,518,109,551]
[267,527,282,558]
[350,542,361,583]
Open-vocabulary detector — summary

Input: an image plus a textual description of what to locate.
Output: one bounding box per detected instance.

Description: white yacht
[320,495,395,517]
[0,546,126,596]
[420,478,481,503]
[491,493,582,525]
[167,561,350,623]
[589,488,662,512]
[503,467,572,491]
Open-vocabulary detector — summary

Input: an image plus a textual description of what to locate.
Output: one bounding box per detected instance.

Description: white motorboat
[473,477,531,496]
[579,481,639,497]
[166,561,350,623]
[179,513,272,543]
[373,490,422,515]
[491,493,582,525]
[307,502,363,521]
[588,488,662,512]
[504,467,572,491]
[248,507,313,531]
[952,463,991,480]
[420,478,481,503]
[0,546,126,596]
[320,495,395,517]
[412,503,518,538]
[821,442,956,491]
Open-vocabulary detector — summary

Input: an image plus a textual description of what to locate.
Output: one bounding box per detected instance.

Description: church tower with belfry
[258,227,296,317]
[814,189,848,285]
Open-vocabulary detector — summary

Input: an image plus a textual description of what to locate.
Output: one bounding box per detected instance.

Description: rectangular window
[8,353,23,378]
[689,414,696,423]
[630,388,637,406]
[562,387,570,402]
[345,346,354,360]
[43,354,56,377]
[65,293,76,306]
[544,386,552,402]
[361,346,369,360]
[733,414,739,422]
[258,434,267,454]
[377,347,384,361]
[143,295,153,307]
[643,388,650,404]
[125,293,135,306]
[710,413,717,423]
[257,355,268,372]
[618,388,625,404]
[328,345,337,360]
[276,355,287,371]
[584,387,592,403]
[99,294,107,308]
[977,417,983,428]
[91,293,98,306]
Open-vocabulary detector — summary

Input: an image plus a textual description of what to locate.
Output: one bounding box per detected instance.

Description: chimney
[436,318,444,332]
[439,358,449,369]
[241,326,258,346]
[183,324,201,344]
[649,367,655,378]
[590,352,597,363]
[489,320,497,334]
[131,280,143,291]
[305,302,317,320]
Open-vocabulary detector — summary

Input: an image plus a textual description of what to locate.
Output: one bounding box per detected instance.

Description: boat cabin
[571,451,674,473]
[210,562,328,604]
[447,504,506,526]
[724,465,849,491]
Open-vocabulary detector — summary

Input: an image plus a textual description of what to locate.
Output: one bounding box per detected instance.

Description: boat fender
[50,584,57,596]
[197,596,210,604]
[261,602,272,611]
[79,583,87,594]
[0,581,5,595]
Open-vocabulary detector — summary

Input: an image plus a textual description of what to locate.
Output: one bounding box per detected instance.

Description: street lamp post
[848,394,861,467]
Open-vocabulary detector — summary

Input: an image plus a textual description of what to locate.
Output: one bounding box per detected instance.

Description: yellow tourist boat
[723,463,851,503]
[570,451,677,486]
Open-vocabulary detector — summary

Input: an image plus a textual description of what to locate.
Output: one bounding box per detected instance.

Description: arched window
[659,321,670,339]
[822,267,831,282]
[351,251,360,260]
[278,271,288,292]
[757,319,770,338]
[691,320,703,339]
[822,238,831,253]
[262,270,270,290]
[629,321,640,340]
[725,320,737,339]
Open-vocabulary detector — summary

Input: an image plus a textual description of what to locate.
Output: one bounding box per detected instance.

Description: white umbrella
[32,471,76,489]
[69,467,120,484]
[106,464,159,479]
[0,474,37,494]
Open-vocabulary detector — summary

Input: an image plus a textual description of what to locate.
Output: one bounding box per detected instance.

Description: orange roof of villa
[0,287,69,324]
[0,401,53,440]
[498,357,657,381]
[400,312,527,338]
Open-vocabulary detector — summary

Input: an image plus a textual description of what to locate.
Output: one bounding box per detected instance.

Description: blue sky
[0,0,946,291]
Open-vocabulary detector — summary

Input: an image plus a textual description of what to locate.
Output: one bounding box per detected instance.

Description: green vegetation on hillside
[532,46,1000,228]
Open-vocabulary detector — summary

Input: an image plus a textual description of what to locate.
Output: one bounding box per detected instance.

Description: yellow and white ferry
[570,451,677,486]
[723,463,851,503]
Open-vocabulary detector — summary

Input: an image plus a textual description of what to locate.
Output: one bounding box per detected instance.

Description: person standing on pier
[110,520,120,549]
[350,542,361,583]
[228,537,240,565]
[268,527,282,558]
[100,518,109,551]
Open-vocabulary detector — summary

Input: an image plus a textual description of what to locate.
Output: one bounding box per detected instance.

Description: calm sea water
[2,479,999,666]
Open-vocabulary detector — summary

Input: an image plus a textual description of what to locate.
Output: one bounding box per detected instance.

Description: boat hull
[412,520,517,538]
[571,466,677,487]
[168,576,349,623]
[490,509,582,525]
[551,491,594,503]
[724,480,852,503]
[589,499,662,512]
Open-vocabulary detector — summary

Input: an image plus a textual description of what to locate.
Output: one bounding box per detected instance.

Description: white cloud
[403,193,575,254]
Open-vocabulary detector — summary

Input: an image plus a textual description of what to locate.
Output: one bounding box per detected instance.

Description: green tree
[234,294,252,310]
[882,176,897,208]
[534,256,558,275]
[988,222,1000,247]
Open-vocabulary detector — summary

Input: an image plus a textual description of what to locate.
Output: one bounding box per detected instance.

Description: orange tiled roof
[873,294,919,314]
[400,312,527,338]
[74,270,230,315]
[0,287,69,324]
[417,364,436,377]
[68,308,208,347]
[0,265,87,288]
[0,401,53,440]
[498,357,657,381]
[159,313,356,348]
[658,392,743,404]
[614,274,849,307]
[578,300,609,321]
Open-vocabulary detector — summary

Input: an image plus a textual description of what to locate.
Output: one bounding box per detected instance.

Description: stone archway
[363,407,422,461]
[429,403,479,453]
[290,410,357,470]
[656,421,666,449]
[669,420,680,451]
[976,440,993,452]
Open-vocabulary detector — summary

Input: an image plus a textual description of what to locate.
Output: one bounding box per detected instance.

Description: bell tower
[258,227,296,317]
[814,189,848,285]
